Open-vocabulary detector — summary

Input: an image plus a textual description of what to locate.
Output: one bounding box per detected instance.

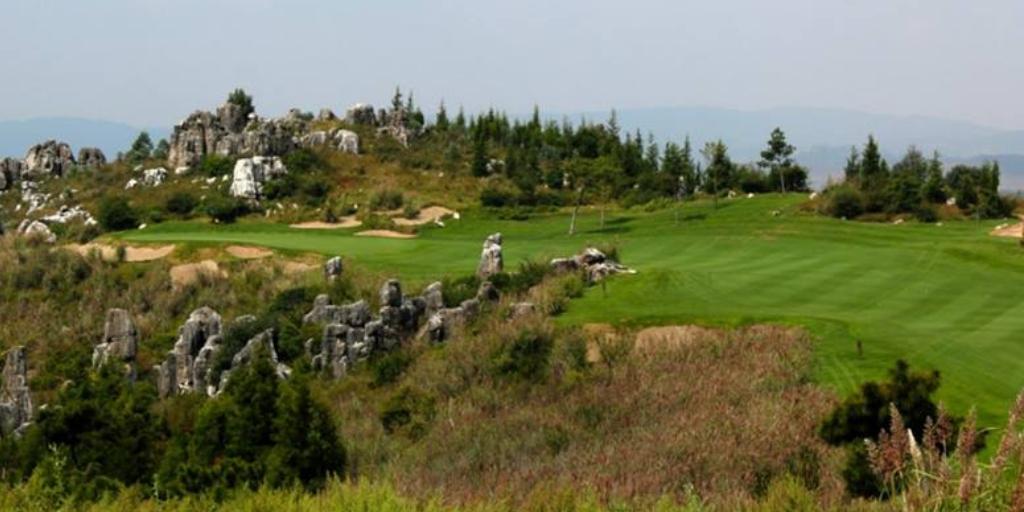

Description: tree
[435,101,449,132]
[471,133,489,177]
[227,88,254,118]
[844,146,861,183]
[266,375,345,490]
[126,132,153,163]
[153,138,170,161]
[859,136,888,192]
[98,196,139,231]
[701,140,733,208]
[921,151,947,204]
[758,127,798,192]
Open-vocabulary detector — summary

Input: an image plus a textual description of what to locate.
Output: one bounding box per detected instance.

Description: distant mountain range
[0,118,168,162]
[3,107,1024,190]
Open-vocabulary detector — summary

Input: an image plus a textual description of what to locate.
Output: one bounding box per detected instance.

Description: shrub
[204,196,249,224]
[491,326,554,382]
[441,274,480,308]
[97,196,139,231]
[371,351,413,388]
[262,174,298,200]
[827,186,864,219]
[914,204,938,223]
[166,191,198,216]
[195,154,234,177]
[300,177,330,206]
[369,190,404,211]
[283,149,321,173]
[480,186,519,208]
[379,386,435,439]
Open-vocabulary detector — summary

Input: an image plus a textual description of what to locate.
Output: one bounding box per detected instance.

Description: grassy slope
[117,194,1024,429]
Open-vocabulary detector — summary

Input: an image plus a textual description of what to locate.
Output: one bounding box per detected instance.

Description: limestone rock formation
[167,111,224,168]
[0,346,32,438]
[324,256,343,280]
[142,167,168,187]
[77,147,107,167]
[94,308,139,378]
[345,103,377,125]
[317,108,337,122]
[380,279,403,307]
[24,140,75,177]
[477,233,504,278]
[335,130,359,154]
[217,329,292,392]
[157,307,223,398]
[0,158,25,190]
[299,131,330,148]
[550,247,636,283]
[229,156,287,200]
[16,219,56,243]
[423,281,444,317]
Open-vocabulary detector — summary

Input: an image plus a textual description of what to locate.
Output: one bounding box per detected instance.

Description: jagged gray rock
[317,108,337,122]
[94,309,138,379]
[299,131,330,148]
[229,156,287,200]
[167,111,225,168]
[510,302,537,318]
[0,158,25,191]
[335,129,359,154]
[423,282,444,316]
[24,140,75,178]
[0,346,33,438]
[158,307,223,398]
[324,256,343,280]
[477,233,504,278]
[77,148,107,167]
[16,219,56,243]
[218,329,291,392]
[550,247,636,283]
[380,279,403,308]
[477,280,500,303]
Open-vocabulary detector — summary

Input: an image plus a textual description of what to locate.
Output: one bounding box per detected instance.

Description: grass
[116,193,1024,431]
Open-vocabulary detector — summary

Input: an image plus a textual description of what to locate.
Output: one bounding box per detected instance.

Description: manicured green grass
[118,194,1024,429]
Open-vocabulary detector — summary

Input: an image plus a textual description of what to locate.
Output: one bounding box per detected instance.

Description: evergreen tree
[435,101,450,132]
[701,140,734,205]
[153,138,171,161]
[758,127,801,192]
[859,136,888,192]
[471,134,489,177]
[844,146,861,183]
[227,88,255,118]
[266,376,345,490]
[921,151,947,203]
[127,131,154,162]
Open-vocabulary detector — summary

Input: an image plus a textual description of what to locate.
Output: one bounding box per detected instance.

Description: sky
[1,0,1022,129]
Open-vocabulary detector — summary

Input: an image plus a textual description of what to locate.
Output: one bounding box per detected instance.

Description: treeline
[825,136,1011,221]
[412,96,809,208]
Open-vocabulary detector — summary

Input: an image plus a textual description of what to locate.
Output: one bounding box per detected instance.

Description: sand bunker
[634,325,725,352]
[290,216,362,230]
[225,245,273,259]
[355,230,417,239]
[66,243,175,262]
[991,222,1023,239]
[281,261,317,275]
[393,206,456,226]
[170,260,226,289]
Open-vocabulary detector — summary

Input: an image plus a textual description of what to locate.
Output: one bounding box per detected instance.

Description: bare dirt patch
[634,325,726,352]
[170,260,226,289]
[393,206,456,226]
[281,261,317,275]
[355,229,417,239]
[225,245,273,259]
[290,216,362,229]
[66,243,175,262]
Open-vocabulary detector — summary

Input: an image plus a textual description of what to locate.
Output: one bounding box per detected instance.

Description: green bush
[195,154,234,177]
[369,190,404,211]
[97,196,140,231]
[204,196,249,224]
[283,149,322,173]
[166,191,198,216]
[440,274,480,308]
[914,204,938,223]
[492,327,554,382]
[480,186,519,208]
[379,387,435,439]
[826,186,864,219]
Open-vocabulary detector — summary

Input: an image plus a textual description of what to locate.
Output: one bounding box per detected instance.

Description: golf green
[119,194,1024,428]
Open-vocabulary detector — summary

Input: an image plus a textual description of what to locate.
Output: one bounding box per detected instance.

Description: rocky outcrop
[324,256,343,280]
[0,158,25,190]
[550,247,636,283]
[335,130,359,154]
[93,308,139,378]
[167,111,224,168]
[24,140,75,177]
[16,219,56,243]
[157,307,223,398]
[345,103,376,125]
[477,233,504,278]
[299,131,330,148]
[41,205,97,226]
[229,156,287,200]
[317,108,337,122]
[307,279,433,377]
[0,346,32,438]
[77,148,107,167]
[167,102,296,169]
[127,167,169,189]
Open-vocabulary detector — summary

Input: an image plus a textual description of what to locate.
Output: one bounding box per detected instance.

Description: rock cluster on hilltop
[0,346,33,438]
[0,158,25,191]
[24,140,76,178]
[77,147,107,167]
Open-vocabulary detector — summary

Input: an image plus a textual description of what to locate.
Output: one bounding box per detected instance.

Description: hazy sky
[1,0,1022,129]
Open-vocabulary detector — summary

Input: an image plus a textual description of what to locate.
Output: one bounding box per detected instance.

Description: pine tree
[921,151,947,203]
[860,135,888,191]
[844,146,861,183]
[758,127,797,192]
[471,134,488,177]
[227,88,254,118]
[434,101,449,132]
